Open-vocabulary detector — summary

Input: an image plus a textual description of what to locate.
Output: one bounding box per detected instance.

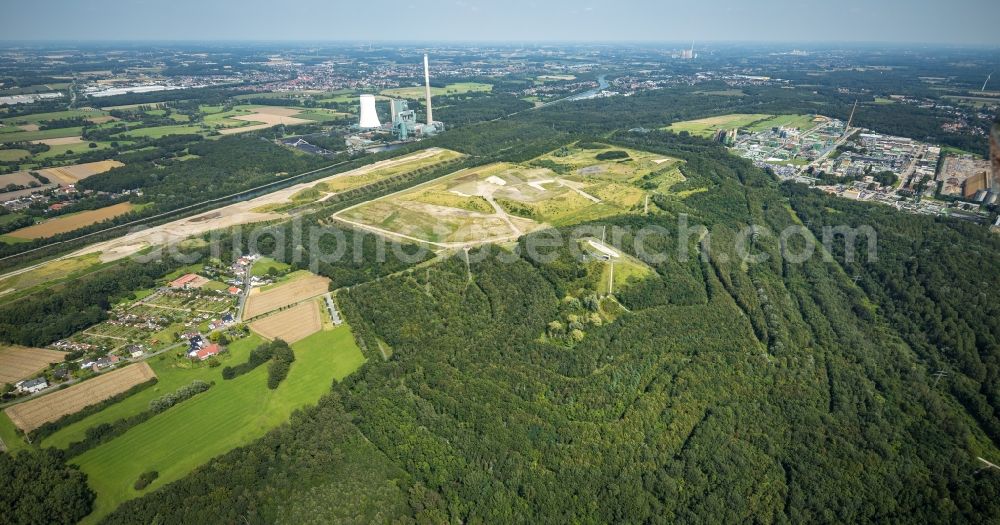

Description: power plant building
[354,54,445,140]
[389,53,444,140]
[358,94,381,129]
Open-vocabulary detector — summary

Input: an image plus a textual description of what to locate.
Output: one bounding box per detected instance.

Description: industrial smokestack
[358,94,381,129]
[423,53,433,125]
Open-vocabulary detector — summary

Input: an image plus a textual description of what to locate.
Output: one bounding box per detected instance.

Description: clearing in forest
[334,143,683,246]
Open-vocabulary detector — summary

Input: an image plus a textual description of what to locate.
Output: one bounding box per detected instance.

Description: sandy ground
[17,124,40,132]
[0,346,66,384]
[50,148,447,264]
[31,136,83,146]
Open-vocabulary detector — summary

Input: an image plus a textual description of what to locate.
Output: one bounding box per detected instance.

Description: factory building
[388,53,444,140]
[355,53,445,141]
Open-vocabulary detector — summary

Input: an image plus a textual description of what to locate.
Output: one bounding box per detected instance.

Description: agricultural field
[335,143,684,245]
[242,272,330,320]
[33,140,119,160]
[4,362,156,433]
[0,126,83,143]
[0,170,43,188]
[380,82,492,99]
[293,108,351,122]
[0,345,66,384]
[537,74,576,82]
[35,159,124,184]
[310,89,359,104]
[0,108,107,126]
[664,113,820,137]
[0,148,30,161]
[5,202,134,240]
[249,299,322,343]
[215,106,312,135]
[71,325,365,522]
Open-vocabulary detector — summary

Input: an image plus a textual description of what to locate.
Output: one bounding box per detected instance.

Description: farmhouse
[193,343,222,361]
[16,377,48,394]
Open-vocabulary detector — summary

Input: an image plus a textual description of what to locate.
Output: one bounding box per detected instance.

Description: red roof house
[194,343,222,361]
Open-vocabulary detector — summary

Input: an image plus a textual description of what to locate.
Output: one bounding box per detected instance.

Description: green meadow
[63,325,364,522]
[381,81,492,99]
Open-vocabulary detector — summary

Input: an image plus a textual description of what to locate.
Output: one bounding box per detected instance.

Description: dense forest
[3,49,999,521]
[98,131,1000,523]
[0,258,184,347]
[0,448,94,525]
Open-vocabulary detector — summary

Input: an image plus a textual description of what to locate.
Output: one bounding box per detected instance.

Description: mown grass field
[380,82,492,99]
[0,410,27,453]
[72,325,366,523]
[0,149,30,161]
[0,108,106,125]
[664,113,819,137]
[0,252,105,297]
[664,113,774,137]
[251,256,291,277]
[0,126,84,143]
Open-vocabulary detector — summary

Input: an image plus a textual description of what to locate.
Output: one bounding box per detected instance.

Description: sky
[3,0,1000,45]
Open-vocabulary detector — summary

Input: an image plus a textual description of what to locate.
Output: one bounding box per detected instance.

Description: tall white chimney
[423,53,433,125]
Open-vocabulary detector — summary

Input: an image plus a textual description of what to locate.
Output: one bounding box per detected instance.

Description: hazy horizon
[4,0,999,46]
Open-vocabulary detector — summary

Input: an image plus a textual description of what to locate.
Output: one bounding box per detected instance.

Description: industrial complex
[348,53,445,150]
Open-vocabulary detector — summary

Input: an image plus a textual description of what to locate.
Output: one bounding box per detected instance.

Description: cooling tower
[358,94,381,129]
[423,54,433,125]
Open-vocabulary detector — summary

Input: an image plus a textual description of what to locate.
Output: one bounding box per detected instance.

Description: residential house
[16,377,48,394]
[193,343,222,361]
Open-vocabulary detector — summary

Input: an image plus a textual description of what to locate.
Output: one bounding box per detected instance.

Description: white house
[16,377,48,394]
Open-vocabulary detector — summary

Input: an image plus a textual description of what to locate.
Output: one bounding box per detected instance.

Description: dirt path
[484,194,522,237]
